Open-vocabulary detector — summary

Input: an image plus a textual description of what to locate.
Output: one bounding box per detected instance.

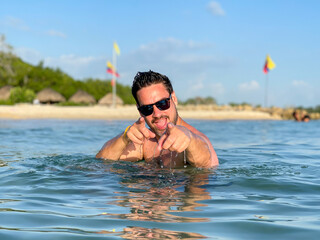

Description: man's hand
[157,123,191,152]
[125,117,156,144]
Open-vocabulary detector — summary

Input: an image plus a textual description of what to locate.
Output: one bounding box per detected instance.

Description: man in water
[302,114,311,122]
[96,70,218,168]
[292,110,311,122]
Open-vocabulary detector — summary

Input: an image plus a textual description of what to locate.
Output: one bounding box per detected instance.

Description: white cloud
[287,80,315,105]
[210,82,225,96]
[239,80,260,91]
[118,38,233,100]
[1,16,29,31]
[179,73,225,101]
[15,48,106,79]
[139,38,211,52]
[122,38,231,74]
[192,77,205,91]
[207,1,225,16]
[292,80,308,87]
[44,54,106,79]
[46,30,67,38]
[15,47,43,65]
[45,54,96,66]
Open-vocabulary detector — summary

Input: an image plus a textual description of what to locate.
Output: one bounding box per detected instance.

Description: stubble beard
[151,105,179,137]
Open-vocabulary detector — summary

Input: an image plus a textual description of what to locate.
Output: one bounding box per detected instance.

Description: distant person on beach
[292,110,311,122]
[302,114,311,122]
[96,70,218,168]
[292,110,301,121]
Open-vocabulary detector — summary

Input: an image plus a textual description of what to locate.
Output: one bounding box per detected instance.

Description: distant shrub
[229,102,238,107]
[9,87,35,103]
[229,102,252,107]
[0,100,14,105]
[182,96,217,105]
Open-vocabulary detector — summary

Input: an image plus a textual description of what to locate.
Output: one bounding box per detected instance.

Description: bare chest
[143,141,187,168]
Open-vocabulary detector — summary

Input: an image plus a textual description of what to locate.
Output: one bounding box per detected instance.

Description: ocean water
[0,118,319,239]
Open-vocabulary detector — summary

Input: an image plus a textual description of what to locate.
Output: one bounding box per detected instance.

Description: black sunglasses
[138,95,171,116]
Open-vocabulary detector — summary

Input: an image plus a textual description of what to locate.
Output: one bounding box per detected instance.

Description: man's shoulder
[179,119,202,135]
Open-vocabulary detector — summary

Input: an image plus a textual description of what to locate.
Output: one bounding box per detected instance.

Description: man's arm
[96,117,155,161]
[96,132,138,161]
[157,123,218,168]
[185,131,218,168]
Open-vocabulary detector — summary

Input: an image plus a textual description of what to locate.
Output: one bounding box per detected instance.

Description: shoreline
[0,104,281,120]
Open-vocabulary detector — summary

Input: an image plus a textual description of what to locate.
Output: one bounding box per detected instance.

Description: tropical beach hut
[36,88,66,104]
[98,93,123,106]
[0,85,13,100]
[69,90,96,104]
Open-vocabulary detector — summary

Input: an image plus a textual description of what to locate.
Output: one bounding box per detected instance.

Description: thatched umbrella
[0,85,13,100]
[69,90,96,104]
[98,93,123,106]
[37,88,66,104]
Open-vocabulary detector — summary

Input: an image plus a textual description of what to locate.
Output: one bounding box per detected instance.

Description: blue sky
[1,0,319,107]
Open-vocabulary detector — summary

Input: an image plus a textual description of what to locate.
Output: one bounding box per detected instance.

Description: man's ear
[171,91,178,106]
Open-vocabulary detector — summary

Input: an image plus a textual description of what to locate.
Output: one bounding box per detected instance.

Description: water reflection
[100,162,212,238]
[99,226,206,239]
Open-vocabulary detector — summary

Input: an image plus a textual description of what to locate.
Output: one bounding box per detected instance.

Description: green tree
[9,87,35,103]
[0,34,16,85]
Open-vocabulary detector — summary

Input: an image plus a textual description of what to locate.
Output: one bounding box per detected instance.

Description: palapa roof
[69,90,96,104]
[0,85,13,100]
[37,88,66,104]
[98,93,123,106]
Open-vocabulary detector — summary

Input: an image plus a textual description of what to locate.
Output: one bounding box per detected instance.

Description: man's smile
[152,116,168,131]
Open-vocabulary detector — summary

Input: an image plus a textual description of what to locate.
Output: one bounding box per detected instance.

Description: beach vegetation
[182,96,217,105]
[9,87,36,104]
[0,99,14,105]
[0,34,135,105]
[229,102,252,107]
[305,105,320,113]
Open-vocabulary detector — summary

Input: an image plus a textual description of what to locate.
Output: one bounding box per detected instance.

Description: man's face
[136,83,178,137]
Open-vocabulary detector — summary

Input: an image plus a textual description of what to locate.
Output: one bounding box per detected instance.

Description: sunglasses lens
[139,105,153,116]
[138,96,171,116]
[156,99,170,110]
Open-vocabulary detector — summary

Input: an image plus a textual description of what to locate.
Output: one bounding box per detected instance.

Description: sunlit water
[0,119,319,239]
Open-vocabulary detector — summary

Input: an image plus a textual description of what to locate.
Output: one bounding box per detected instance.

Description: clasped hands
[124,117,191,153]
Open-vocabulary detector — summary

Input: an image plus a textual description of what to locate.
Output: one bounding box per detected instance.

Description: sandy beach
[0,104,281,120]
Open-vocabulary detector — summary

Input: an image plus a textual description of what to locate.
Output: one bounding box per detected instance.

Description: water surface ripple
[0,119,319,239]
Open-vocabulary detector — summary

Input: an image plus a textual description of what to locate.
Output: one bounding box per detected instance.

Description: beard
[150,104,178,137]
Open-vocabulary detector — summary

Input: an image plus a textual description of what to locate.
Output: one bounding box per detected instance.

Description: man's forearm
[186,133,218,168]
[96,133,128,160]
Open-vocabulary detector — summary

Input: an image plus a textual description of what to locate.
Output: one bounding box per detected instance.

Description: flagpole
[264,73,268,108]
[112,47,117,108]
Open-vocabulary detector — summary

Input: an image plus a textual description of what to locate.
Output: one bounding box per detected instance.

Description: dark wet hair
[292,110,298,117]
[302,114,311,120]
[132,70,173,105]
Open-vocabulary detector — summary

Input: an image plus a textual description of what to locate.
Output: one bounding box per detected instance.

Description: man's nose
[152,105,162,117]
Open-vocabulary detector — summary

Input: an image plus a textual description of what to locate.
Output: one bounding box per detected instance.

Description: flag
[106,61,120,77]
[106,68,120,78]
[263,54,276,74]
[113,42,120,55]
[107,61,115,71]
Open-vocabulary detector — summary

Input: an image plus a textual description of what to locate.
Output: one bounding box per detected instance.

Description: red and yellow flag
[106,61,119,77]
[263,55,276,74]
